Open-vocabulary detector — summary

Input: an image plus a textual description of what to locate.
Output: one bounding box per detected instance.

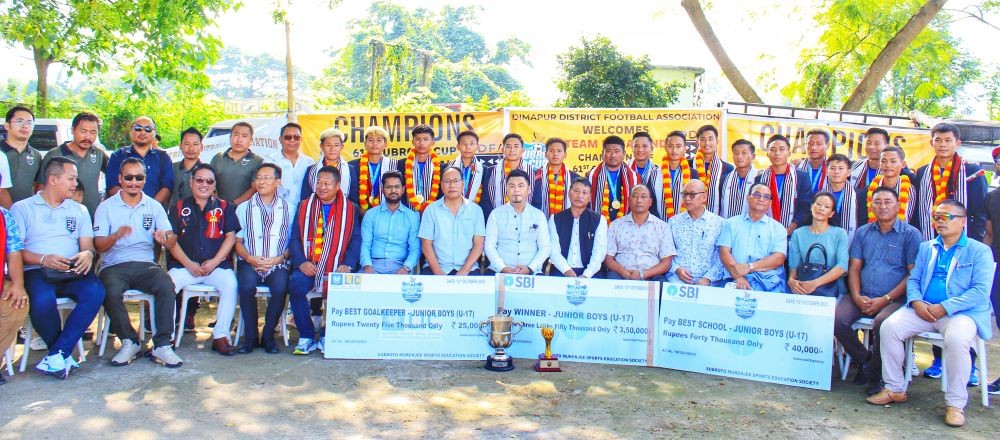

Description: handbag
[795,243,838,297]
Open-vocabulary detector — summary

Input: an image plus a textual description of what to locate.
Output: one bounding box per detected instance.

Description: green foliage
[311,1,530,108]
[782,0,979,116]
[207,47,313,99]
[0,0,238,114]
[985,67,1000,121]
[554,36,683,108]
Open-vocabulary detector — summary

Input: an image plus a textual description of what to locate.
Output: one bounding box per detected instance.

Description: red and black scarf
[297,191,355,291]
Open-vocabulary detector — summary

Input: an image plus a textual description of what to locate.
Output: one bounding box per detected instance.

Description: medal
[611,200,621,210]
[415,195,425,204]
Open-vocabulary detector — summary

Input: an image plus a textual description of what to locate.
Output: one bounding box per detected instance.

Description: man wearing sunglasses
[272,122,314,208]
[1,106,44,207]
[211,121,263,206]
[716,183,788,292]
[869,200,993,428]
[105,116,173,205]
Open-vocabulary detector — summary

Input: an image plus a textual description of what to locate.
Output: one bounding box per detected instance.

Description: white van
[0,118,105,152]
[164,117,286,163]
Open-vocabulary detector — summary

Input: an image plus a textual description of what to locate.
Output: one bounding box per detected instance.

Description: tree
[311,1,530,108]
[681,0,763,103]
[554,36,683,108]
[783,0,980,116]
[0,0,237,117]
[207,48,313,99]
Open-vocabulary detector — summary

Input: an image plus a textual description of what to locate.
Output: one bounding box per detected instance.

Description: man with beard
[38,112,108,218]
[484,169,549,276]
[359,171,419,275]
[106,116,173,204]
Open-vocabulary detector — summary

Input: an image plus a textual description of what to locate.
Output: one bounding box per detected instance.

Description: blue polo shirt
[93,192,171,269]
[10,193,91,270]
[360,202,420,270]
[924,234,967,304]
[106,145,174,198]
[417,198,485,273]
[168,197,240,270]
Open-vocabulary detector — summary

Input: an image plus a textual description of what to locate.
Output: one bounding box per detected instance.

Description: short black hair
[72,112,101,130]
[731,139,755,155]
[457,130,479,143]
[256,162,282,180]
[827,153,851,167]
[871,186,899,201]
[545,137,567,152]
[191,163,216,178]
[748,183,770,196]
[411,124,434,138]
[280,122,302,136]
[806,128,830,144]
[232,121,254,136]
[5,106,33,123]
[120,157,145,174]
[666,130,687,142]
[44,156,76,182]
[881,146,905,160]
[570,177,592,189]
[602,135,625,150]
[696,125,718,139]
[632,131,654,144]
[317,165,341,184]
[766,134,790,149]
[930,123,961,139]
[181,127,203,142]
[506,168,530,185]
[865,127,890,144]
[937,199,967,216]
[502,133,524,145]
[381,170,403,186]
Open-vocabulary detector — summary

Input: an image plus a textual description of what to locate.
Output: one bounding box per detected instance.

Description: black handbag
[41,266,86,283]
[795,243,838,297]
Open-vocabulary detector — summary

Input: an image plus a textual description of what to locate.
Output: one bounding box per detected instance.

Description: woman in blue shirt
[787,191,849,296]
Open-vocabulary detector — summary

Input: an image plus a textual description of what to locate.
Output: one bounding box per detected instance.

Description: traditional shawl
[719,167,758,218]
[487,159,534,209]
[404,152,440,213]
[822,182,859,241]
[759,166,798,228]
[702,155,726,213]
[450,157,485,202]
[588,163,638,221]
[661,162,698,219]
[357,156,400,210]
[535,163,574,216]
[298,191,355,291]
[629,159,663,219]
[851,159,881,190]
[307,157,352,198]
[916,155,970,240]
[244,193,292,277]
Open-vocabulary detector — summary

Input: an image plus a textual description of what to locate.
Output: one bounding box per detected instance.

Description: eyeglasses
[932,213,965,222]
[681,191,705,199]
[132,124,154,133]
[382,184,403,190]
[749,192,772,201]
[9,119,33,127]
[122,174,146,182]
[282,134,301,141]
[254,176,277,182]
[193,177,216,185]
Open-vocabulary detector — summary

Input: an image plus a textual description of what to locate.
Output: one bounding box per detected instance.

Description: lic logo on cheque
[401,277,423,303]
[566,279,587,305]
[329,273,362,289]
[504,275,534,291]
[665,284,699,301]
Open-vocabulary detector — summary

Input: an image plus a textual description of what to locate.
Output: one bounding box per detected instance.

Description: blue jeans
[369,258,405,274]
[24,270,105,357]
[605,271,667,282]
[236,264,289,345]
[288,270,320,340]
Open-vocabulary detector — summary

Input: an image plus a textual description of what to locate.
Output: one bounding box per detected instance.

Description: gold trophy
[533,325,562,372]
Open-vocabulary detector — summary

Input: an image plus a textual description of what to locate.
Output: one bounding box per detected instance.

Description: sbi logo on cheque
[504,275,534,291]
[664,284,699,300]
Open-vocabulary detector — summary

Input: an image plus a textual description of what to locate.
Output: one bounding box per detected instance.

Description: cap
[992,146,1000,159]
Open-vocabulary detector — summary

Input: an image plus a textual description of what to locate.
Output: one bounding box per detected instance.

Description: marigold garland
[599,172,626,221]
[357,155,379,211]
[931,156,954,207]
[695,151,710,189]
[866,174,910,222]
[405,150,440,214]
[312,213,326,262]
[547,164,566,215]
[661,159,691,219]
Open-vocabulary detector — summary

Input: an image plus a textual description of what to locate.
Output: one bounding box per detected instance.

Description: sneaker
[29,336,47,351]
[111,339,143,366]
[967,366,980,387]
[64,355,81,372]
[923,358,942,379]
[150,345,183,368]
[36,351,69,379]
[987,377,1000,395]
[909,352,920,377]
[293,339,317,355]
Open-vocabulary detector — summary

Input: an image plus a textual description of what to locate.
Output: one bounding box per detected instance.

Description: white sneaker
[29,336,47,351]
[65,355,81,372]
[910,352,920,377]
[36,351,68,379]
[149,345,183,368]
[111,339,142,366]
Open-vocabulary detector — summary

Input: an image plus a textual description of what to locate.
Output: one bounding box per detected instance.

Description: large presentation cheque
[324,274,495,360]
[654,284,835,390]
[500,275,657,366]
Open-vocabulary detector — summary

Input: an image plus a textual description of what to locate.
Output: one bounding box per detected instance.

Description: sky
[2,0,999,117]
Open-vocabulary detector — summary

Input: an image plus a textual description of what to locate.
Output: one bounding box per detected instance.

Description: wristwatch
[884,294,892,304]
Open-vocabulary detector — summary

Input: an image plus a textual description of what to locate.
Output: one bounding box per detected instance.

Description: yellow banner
[724,115,933,169]
[297,111,505,161]
[508,109,724,175]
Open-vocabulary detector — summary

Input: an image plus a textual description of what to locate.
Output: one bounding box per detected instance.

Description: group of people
[0,106,997,427]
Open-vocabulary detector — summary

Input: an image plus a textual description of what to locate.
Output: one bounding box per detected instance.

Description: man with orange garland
[401,124,441,215]
[531,137,578,217]
[660,131,700,221]
[347,126,402,213]
[587,136,638,223]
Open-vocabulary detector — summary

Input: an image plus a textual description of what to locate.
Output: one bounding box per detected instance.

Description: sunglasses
[122,174,146,182]
[932,213,965,222]
[749,192,772,201]
[193,177,216,185]
[133,124,155,133]
[681,191,705,199]
[282,134,302,141]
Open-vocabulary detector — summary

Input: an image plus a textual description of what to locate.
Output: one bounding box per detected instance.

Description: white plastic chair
[4,346,14,376]
[837,317,874,381]
[905,332,990,407]
[19,298,86,372]
[234,286,289,347]
[174,284,229,347]
[97,289,156,356]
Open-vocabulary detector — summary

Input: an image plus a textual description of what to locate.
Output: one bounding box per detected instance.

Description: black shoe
[852,362,872,385]
[236,343,255,354]
[0,374,6,385]
[262,338,280,354]
[866,378,884,396]
[82,330,94,342]
[988,377,1000,395]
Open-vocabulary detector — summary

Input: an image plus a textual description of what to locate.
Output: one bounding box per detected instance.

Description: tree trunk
[284,16,296,122]
[841,0,946,112]
[680,0,762,103]
[33,47,51,117]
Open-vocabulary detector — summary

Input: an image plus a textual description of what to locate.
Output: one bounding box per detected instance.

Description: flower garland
[866,174,910,222]
[312,212,326,262]
[405,150,440,214]
[931,157,953,207]
[357,155,379,211]
[661,159,691,219]
[695,150,710,189]
[547,164,566,215]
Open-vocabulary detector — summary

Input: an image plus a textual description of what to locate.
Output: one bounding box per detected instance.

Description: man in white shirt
[271,123,315,209]
[484,169,550,275]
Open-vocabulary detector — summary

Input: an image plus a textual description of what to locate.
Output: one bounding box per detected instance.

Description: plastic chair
[19,298,86,372]
[905,332,990,407]
[174,284,230,347]
[97,290,156,357]
[234,286,289,347]
[4,346,14,376]
[837,317,874,381]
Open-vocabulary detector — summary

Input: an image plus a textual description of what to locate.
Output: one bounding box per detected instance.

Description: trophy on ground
[533,325,562,372]
[479,310,523,371]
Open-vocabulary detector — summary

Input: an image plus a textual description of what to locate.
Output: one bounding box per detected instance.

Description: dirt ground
[1,307,998,440]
